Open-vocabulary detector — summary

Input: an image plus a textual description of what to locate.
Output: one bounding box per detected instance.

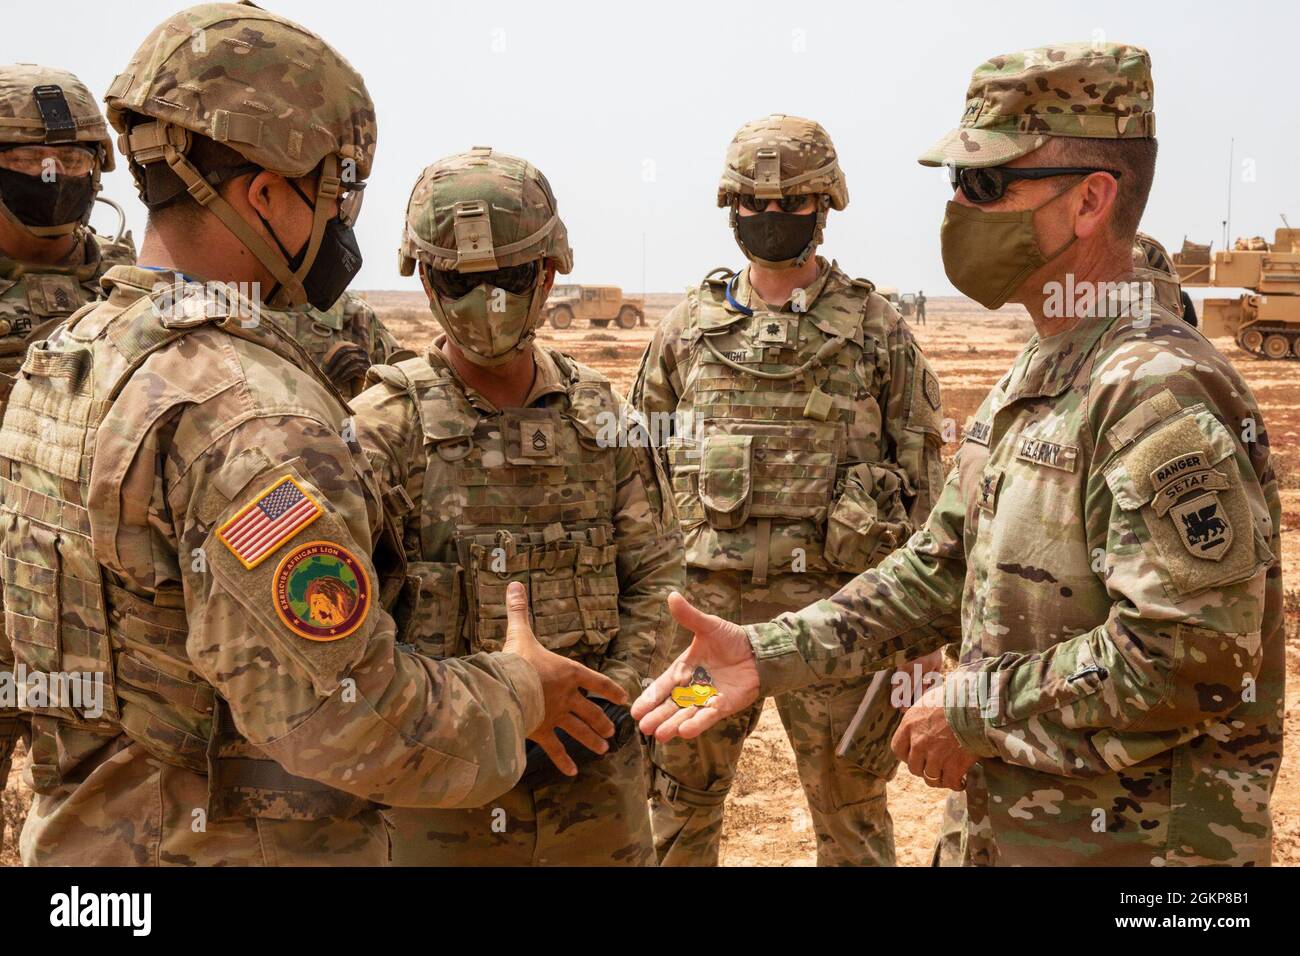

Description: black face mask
[0,168,95,228]
[736,210,817,264]
[260,181,364,312]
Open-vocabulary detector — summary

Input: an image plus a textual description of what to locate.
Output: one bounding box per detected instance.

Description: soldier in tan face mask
[352,148,684,865]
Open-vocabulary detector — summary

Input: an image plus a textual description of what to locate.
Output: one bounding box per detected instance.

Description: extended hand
[891,681,978,790]
[502,581,627,776]
[632,591,760,742]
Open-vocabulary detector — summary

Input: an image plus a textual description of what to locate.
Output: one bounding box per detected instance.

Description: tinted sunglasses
[950,164,1121,204]
[426,260,541,299]
[737,193,817,213]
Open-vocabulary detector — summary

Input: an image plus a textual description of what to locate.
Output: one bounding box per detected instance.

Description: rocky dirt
[3,292,1295,867]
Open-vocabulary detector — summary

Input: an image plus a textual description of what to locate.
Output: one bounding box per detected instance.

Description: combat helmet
[104,1,376,308]
[717,114,848,268]
[0,64,115,239]
[399,147,572,364]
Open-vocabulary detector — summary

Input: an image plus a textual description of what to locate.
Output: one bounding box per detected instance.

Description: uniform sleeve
[171,412,546,810]
[943,374,1275,777]
[603,396,686,700]
[0,644,25,788]
[881,311,946,525]
[748,459,968,697]
[631,300,688,418]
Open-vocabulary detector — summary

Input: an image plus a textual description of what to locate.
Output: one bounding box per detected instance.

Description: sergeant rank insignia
[217,475,323,569]
[273,540,372,641]
[671,666,719,708]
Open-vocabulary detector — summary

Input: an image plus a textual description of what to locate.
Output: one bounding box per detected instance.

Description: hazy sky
[6,0,1298,295]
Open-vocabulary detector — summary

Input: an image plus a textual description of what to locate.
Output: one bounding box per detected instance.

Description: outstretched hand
[632,591,760,742]
[502,581,626,776]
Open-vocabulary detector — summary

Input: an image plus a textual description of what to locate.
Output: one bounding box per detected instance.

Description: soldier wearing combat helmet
[636,44,1283,868]
[631,114,947,867]
[352,148,683,865]
[0,65,135,390]
[0,3,624,866]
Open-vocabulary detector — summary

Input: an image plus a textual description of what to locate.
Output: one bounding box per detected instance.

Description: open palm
[632,592,761,741]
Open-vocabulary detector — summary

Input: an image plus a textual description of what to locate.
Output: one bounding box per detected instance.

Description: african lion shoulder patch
[272,541,372,641]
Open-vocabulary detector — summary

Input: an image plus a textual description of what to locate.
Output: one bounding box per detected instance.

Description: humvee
[545,285,645,329]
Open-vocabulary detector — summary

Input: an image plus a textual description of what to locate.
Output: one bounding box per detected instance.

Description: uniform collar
[428,335,571,412]
[0,229,98,282]
[1004,281,1143,402]
[730,255,836,314]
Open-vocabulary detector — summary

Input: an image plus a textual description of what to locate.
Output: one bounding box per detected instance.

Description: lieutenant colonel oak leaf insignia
[217,476,324,570]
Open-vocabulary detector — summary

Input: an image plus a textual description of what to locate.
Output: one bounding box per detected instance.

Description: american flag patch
[217,476,324,570]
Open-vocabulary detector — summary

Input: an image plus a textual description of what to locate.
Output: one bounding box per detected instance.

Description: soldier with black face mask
[0,65,134,402]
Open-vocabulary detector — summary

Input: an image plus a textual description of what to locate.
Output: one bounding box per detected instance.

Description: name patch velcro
[1017,437,1078,472]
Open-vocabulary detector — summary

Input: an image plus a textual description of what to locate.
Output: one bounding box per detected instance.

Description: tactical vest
[373,350,621,666]
[667,268,914,580]
[0,255,101,377]
[0,280,373,822]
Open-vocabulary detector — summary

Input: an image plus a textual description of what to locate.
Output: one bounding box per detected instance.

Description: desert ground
[3,291,1296,867]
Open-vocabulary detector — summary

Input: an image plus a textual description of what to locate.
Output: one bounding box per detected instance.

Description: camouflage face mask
[939,186,1079,310]
[428,271,546,366]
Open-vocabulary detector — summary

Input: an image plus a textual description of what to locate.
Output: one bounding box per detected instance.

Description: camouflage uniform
[262,291,412,398]
[0,65,134,790]
[355,149,682,866]
[1,4,546,866]
[633,116,946,867]
[748,44,1282,867]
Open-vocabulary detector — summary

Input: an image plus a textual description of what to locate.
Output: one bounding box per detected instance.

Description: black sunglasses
[950,164,1122,204]
[426,260,541,299]
[737,193,817,213]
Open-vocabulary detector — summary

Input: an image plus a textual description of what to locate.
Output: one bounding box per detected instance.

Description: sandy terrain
[3,292,1295,867]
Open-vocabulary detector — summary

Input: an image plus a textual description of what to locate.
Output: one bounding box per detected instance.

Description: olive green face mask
[939,192,1078,310]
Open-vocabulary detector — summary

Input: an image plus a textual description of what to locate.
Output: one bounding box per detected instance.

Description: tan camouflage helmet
[398,147,572,276]
[919,42,1155,169]
[0,64,115,238]
[718,114,846,267]
[104,2,377,308]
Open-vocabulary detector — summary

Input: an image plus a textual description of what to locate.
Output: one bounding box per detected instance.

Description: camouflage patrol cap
[104,2,375,181]
[399,147,573,276]
[717,114,848,210]
[918,43,1155,169]
[0,64,114,170]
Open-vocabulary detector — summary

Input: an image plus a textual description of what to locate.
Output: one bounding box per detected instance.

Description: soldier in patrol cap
[631,114,946,866]
[0,2,625,866]
[352,147,683,865]
[634,44,1283,867]
[0,65,135,392]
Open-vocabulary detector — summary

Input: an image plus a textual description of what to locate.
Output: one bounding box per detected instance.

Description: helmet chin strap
[126,121,338,308]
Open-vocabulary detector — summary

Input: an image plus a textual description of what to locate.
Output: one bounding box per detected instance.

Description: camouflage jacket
[632,258,945,580]
[261,291,413,398]
[0,266,545,866]
[352,340,684,705]
[749,293,1283,866]
[0,228,135,377]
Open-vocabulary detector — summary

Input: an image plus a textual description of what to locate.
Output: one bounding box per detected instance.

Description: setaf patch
[273,540,372,641]
[1168,491,1232,562]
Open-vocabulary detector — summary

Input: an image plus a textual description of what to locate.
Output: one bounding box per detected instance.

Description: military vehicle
[1172,227,1300,358]
[876,287,917,318]
[545,284,644,329]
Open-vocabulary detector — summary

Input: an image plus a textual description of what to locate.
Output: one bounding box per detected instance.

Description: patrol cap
[918,42,1155,169]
